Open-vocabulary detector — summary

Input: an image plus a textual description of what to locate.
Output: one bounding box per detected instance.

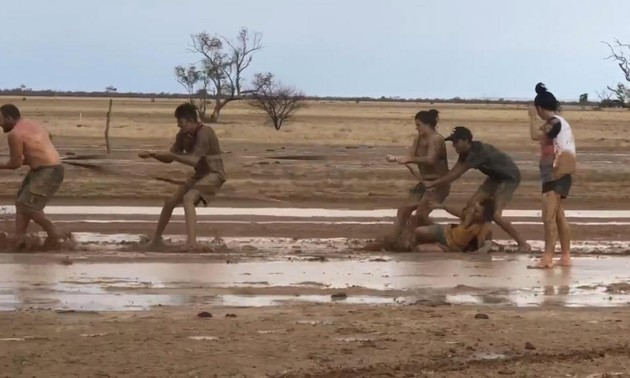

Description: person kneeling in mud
[412,199,495,253]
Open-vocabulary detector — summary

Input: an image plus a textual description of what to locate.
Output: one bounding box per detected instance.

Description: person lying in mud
[0,104,69,250]
[424,126,531,253]
[411,199,494,253]
[139,103,226,251]
[385,109,449,249]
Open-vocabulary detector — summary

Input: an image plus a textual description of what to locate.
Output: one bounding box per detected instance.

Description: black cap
[444,126,473,142]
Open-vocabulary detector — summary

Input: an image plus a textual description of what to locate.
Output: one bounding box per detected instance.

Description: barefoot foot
[555,256,572,267]
[517,242,532,253]
[527,260,555,269]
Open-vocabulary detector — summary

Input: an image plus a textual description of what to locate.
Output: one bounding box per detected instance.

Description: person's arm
[529,107,560,141]
[171,127,221,167]
[400,134,442,165]
[406,134,419,159]
[425,161,469,188]
[387,135,418,163]
[139,129,221,166]
[0,133,24,170]
[471,225,493,253]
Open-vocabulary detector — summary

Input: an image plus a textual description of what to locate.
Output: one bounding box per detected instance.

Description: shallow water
[66,232,630,256]
[1,254,629,311]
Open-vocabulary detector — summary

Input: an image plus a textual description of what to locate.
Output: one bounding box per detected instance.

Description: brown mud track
[2,305,630,377]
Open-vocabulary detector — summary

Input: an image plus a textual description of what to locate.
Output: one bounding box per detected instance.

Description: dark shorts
[17,165,65,211]
[542,174,572,199]
[478,177,520,204]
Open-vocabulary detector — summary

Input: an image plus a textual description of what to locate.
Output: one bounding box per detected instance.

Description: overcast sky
[1,0,628,100]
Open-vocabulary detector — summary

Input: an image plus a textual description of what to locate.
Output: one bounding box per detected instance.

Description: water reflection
[0,255,629,311]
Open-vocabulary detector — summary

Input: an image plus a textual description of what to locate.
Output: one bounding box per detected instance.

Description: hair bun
[535,82,547,95]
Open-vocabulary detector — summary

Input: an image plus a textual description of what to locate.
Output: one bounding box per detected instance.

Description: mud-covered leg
[556,199,572,266]
[149,184,189,250]
[528,192,560,269]
[182,189,202,249]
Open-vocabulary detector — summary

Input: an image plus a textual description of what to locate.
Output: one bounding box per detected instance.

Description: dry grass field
[1,96,630,208]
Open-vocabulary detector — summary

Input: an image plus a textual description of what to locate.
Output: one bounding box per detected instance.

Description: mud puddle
[11,232,630,257]
[1,255,630,311]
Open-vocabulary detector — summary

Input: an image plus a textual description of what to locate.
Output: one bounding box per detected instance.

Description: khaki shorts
[184,173,225,206]
[17,165,65,211]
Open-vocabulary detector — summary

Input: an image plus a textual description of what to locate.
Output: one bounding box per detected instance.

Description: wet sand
[2,304,630,377]
[4,205,630,244]
[2,226,630,376]
[2,205,630,375]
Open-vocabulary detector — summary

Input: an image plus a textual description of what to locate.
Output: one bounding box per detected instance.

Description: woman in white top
[527,83,577,269]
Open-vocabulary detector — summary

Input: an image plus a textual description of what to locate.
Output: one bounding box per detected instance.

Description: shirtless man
[140,103,226,250]
[386,110,450,248]
[0,104,65,249]
[424,126,531,252]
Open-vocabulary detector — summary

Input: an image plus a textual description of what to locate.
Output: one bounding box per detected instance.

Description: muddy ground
[2,98,630,377]
[2,304,630,377]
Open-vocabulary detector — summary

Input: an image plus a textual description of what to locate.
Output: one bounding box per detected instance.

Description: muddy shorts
[424,224,448,247]
[17,165,65,211]
[184,173,226,207]
[478,177,520,205]
[408,182,450,205]
[542,174,572,199]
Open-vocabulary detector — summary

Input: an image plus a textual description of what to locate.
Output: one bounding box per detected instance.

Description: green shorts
[426,224,449,247]
[17,165,65,211]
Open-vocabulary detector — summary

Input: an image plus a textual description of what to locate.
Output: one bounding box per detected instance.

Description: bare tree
[603,39,630,82]
[596,88,622,108]
[607,83,629,105]
[186,27,263,122]
[596,88,613,102]
[174,65,200,103]
[249,73,306,130]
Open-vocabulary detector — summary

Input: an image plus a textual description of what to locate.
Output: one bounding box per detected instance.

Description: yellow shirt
[445,223,488,251]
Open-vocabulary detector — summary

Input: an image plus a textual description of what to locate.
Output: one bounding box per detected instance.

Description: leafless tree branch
[596,88,612,102]
[249,73,306,130]
[603,39,630,82]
